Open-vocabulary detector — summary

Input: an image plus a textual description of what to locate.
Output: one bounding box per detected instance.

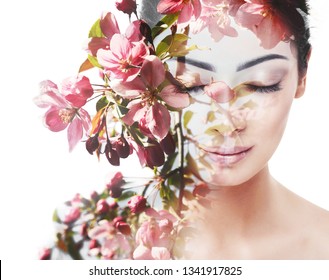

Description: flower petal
[67,117,83,152]
[146,102,170,140]
[140,55,165,89]
[159,85,190,109]
[44,108,68,132]
[100,12,120,40]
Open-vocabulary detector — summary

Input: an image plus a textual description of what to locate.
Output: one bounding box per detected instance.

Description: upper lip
[200,146,253,156]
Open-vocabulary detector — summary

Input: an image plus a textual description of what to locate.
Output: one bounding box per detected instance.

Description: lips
[200,146,253,166]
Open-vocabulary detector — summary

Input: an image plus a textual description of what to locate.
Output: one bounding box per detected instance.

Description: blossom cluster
[35,0,295,260]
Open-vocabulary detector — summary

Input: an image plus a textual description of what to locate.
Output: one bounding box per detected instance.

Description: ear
[294,74,307,99]
[295,48,312,99]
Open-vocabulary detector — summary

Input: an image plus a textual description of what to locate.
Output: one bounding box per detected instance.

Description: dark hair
[139,0,311,77]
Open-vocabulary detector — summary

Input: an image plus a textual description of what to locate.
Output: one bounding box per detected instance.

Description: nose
[206,106,247,137]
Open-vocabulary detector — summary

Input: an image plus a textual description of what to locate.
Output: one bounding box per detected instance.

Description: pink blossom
[132,208,177,259]
[157,0,202,27]
[128,195,147,214]
[105,171,124,189]
[115,0,137,16]
[234,0,289,48]
[191,0,238,42]
[96,199,109,214]
[97,34,149,81]
[61,76,93,108]
[63,207,80,224]
[117,55,190,140]
[34,79,92,151]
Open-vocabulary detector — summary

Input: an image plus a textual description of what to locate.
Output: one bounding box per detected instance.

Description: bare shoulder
[290,192,329,259]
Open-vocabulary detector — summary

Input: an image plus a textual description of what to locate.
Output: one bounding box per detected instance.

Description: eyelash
[245,82,282,94]
[186,85,205,95]
[186,82,282,96]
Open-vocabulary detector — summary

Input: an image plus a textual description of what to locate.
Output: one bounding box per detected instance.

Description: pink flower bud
[116,221,131,235]
[80,223,88,237]
[86,134,99,155]
[39,247,52,260]
[128,195,147,214]
[159,132,176,155]
[90,191,99,201]
[96,199,109,214]
[115,136,130,158]
[144,141,165,168]
[115,0,137,16]
[89,239,100,250]
[63,207,80,224]
[105,140,120,166]
[112,216,125,226]
[106,172,124,198]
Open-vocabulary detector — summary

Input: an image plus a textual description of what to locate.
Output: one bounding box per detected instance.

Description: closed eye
[244,82,282,94]
[186,85,205,96]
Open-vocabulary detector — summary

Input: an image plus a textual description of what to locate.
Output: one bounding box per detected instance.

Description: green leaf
[116,191,136,202]
[78,58,94,73]
[116,104,129,117]
[52,209,62,223]
[88,18,104,38]
[96,96,109,112]
[88,54,102,68]
[151,13,179,39]
[185,152,202,180]
[183,110,193,129]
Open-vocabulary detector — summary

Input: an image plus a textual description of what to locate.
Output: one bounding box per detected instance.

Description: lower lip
[206,148,252,166]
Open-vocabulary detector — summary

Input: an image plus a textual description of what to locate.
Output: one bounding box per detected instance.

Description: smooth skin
[174,22,329,259]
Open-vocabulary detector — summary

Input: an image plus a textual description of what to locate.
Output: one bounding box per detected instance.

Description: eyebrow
[180,57,216,72]
[236,54,288,72]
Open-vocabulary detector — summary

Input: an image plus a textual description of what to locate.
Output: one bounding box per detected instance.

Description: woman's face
[170,23,307,187]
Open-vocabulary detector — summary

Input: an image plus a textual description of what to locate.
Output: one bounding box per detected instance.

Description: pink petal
[256,16,286,49]
[109,34,131,60]
[44,108,68,132]
[133,245,153,260]
[111,77,145,98]
[235,3,263,28]
[145,102,170,140]
[67,117,83,152]
[140,55,165,89]
[34,81,67,108]
[157,0,184,14]
[151,247,171,260]
[88,221,114,239]
[100,12,120,40]
[121,102,147,126]
[178,3,194,25]
[78,108,91,134]
[87,37,110,56]
[204,81,235,103]
[159,85,190,109]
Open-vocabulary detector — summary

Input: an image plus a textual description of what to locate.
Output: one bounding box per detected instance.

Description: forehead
[173,23,298,83]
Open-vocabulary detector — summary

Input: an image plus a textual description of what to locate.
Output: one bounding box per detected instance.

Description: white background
[0,0,328,260]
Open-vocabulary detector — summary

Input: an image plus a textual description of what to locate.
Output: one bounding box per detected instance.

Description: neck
[202,165,281,238]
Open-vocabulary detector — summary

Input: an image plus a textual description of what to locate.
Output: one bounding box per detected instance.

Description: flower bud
[115,0,137,16]
[159,132,176,155]
[39,247,52,260]
[63,207,81,224]
[116,221,131,235]
[105,140,120,166]
[86,134,99,155]
[80,223,88,237]
[96,199,109,214]
[144,141,165,168]
[89,239,100,250]
[112,216,125,226]
[128,195,147,214]
[115,136,130,158]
